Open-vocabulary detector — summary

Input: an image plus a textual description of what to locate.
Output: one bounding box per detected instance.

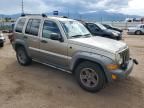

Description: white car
[128,24,144,35]
[0,33,5,47]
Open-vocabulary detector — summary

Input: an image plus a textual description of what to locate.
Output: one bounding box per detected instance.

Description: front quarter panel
[69,51,115,81]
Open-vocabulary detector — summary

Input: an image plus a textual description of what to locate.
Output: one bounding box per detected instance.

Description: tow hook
[133,59,139,65]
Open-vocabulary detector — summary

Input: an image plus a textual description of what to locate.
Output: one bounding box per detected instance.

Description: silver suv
[11,14,136,92]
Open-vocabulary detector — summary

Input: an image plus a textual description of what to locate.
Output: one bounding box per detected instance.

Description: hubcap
[17,50,26,64]
[136,31,141,35]
[80,68,99,88]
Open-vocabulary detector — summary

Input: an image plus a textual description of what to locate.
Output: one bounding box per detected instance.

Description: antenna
[22,0,24,14]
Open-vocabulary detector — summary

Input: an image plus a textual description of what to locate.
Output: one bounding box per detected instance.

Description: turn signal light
[107,64,119,70]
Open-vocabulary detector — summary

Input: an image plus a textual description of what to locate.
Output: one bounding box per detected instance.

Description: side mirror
[50,33,63,42]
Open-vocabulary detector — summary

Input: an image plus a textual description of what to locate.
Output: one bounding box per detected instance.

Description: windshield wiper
[83,33,91,37]
[71,34,91,38]
[71,35,83,38]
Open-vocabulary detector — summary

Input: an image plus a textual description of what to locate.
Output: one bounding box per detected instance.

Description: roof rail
[21,13,47,17]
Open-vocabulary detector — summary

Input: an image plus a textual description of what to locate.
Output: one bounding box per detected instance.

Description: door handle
[41,40,47,43]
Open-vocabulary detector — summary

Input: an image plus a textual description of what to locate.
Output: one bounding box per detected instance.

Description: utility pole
[22,0,24,14]
[67,8,70,18]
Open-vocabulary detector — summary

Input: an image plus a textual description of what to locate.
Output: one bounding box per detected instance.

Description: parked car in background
[128,24,144,35]
[81,22,122,40]
[10,14,137,92]
[102,24,123,33]
[0,33,5,47]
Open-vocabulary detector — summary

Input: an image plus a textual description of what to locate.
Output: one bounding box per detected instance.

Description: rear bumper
[107,59,134,82]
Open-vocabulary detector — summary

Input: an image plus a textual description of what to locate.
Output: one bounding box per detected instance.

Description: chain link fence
[0,21,14,31]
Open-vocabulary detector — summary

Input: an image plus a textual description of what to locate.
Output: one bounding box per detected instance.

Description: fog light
[107,64,119,70]
[112,74,117,80]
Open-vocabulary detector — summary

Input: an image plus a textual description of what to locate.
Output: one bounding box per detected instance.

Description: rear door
[24,18,42,58]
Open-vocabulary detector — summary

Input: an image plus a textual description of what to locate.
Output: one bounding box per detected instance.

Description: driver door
[39,20,68,68]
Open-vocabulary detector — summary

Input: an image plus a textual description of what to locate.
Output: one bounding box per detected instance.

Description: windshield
[96,23,107,30]
[61,21,91,38]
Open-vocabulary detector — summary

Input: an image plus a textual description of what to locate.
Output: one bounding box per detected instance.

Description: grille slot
[119,49,130,65]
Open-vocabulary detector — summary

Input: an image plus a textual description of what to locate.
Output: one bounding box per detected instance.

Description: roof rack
[21,13,47,17]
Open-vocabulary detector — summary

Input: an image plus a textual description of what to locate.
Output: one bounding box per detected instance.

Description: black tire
[75,61,106,92]
[135,30,142,35]
[16,46,32,66]
[0,43,4,47]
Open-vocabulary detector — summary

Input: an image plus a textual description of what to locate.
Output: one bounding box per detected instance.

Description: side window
[25,19,41,36]
[42,20,61,39]
[15,18,26,33]
[140,25,143,28]
[25,19,32,34]
[87,24,99,32]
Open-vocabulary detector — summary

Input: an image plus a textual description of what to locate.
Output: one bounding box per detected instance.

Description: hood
[103,29,120,37]
[69,36,127,53]
[107,29,120,34]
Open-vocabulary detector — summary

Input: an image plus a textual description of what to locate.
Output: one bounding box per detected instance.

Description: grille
[119,48,130,65]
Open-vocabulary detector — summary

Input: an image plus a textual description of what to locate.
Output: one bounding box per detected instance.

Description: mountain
[0,11,141,22]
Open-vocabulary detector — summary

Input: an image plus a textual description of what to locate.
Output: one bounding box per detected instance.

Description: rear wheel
[16,46,32,66]
[135,30,142,35]
[75,61,106,92]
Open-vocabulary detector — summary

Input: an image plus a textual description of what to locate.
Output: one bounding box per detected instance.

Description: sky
[0,0,144,16]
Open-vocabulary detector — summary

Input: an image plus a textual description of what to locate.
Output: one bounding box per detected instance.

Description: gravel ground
[0,33,144,108]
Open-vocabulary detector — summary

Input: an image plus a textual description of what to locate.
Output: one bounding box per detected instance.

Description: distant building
[125,18,141,22]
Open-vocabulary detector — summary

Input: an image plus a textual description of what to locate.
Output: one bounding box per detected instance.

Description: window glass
[61,21,90,38]
[42,20,61,39]
[25,19,41,36]
[15,18,26,33]
[88,24,99,32]
[25,19,32,34]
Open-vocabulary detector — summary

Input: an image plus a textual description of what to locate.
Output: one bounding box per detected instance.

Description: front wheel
[135,30,142,35]
[75,61,106,92]
[16,47,32,66]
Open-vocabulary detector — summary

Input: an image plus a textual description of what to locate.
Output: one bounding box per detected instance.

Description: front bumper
[107,59,134,81]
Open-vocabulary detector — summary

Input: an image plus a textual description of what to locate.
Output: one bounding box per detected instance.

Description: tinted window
[25,19,32,34]
[87,24,100,32]
[15,18,26,33]
[42,20,61,39]
[25,19,41,36]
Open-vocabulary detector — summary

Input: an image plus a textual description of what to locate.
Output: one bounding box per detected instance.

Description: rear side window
[25,19,41,36]
[15,18,26,33]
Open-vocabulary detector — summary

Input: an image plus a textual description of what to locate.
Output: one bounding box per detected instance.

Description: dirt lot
[0,33,144,108]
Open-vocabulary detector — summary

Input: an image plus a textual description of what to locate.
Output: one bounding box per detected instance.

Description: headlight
[116,53,123,65]
[112,32,119,36]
